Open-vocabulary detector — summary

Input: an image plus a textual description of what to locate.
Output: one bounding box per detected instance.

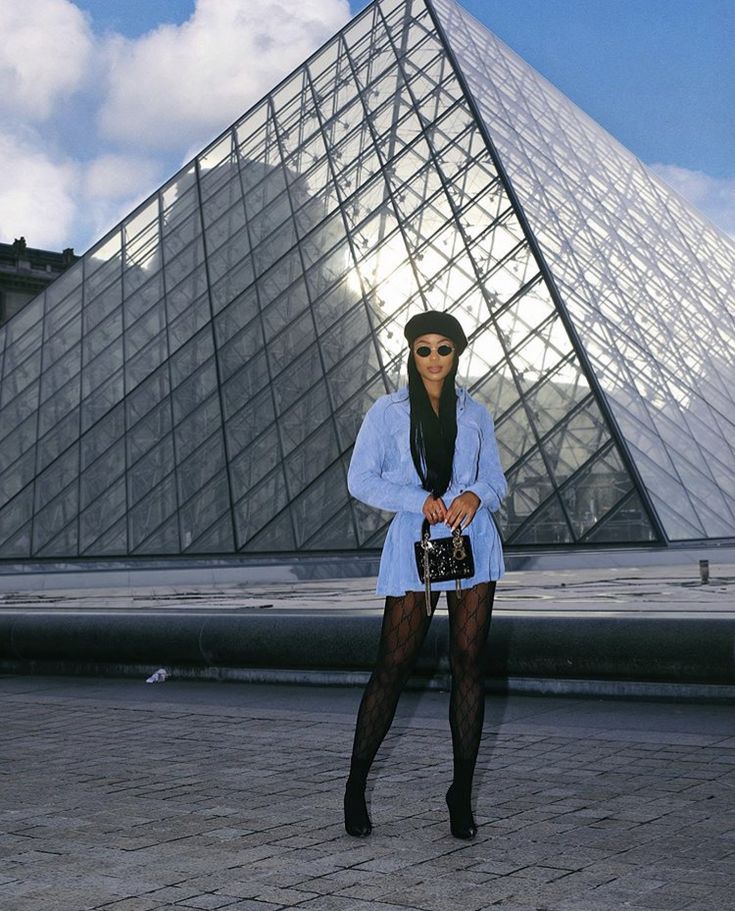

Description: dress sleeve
[464,406,507,512]
[347,400,429,514]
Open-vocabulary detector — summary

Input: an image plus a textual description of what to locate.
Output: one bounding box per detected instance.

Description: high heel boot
[344,776,373,838]
[445,782,477,839]
[344,763,372,837]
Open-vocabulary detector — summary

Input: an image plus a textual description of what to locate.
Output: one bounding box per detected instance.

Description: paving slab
[2,560,735,615]
[2,675,734,911]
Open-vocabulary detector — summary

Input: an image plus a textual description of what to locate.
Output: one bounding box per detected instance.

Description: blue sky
[1,0,733,252]
[453,0,735,180]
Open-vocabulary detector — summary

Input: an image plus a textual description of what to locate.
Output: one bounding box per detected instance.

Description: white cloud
[0,133,165,253]
[83,152,160,201]
[0,0,351,251]
[649,163,735,241]
[79,153,164,247]
[0,0,93,120]
[8,0,726,263]
[0,130,79,249]
[98,0,351,152]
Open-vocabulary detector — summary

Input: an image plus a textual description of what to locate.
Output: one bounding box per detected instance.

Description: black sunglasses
[414,344,455,357]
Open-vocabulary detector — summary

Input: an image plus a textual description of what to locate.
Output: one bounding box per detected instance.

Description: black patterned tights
[344,582,496,836]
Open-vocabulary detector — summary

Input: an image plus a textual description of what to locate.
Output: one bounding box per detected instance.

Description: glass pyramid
[0,0,733,560]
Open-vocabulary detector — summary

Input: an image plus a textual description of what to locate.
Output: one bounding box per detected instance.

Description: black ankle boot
[445,783,477,839]
[344,778,372,837]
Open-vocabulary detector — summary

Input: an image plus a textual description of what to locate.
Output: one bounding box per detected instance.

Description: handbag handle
[421,517,464,540]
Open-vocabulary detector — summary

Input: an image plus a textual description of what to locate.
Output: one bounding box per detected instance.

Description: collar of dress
[390,385,468,414]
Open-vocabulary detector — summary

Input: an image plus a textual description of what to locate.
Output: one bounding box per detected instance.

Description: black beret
[403,309,468,355]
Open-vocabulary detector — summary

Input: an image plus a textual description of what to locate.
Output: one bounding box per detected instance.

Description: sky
[0,0,733,254]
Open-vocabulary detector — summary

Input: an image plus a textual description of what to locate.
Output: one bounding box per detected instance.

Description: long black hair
[407,349,459,498]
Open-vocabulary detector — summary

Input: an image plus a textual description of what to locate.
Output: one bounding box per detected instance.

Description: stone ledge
[1,610,732,685]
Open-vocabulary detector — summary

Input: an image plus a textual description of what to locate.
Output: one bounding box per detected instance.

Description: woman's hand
[422,494,447,525]
[444,491,481,532]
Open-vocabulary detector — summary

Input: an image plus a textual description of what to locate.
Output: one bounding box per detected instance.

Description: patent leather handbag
[414,517,475,614]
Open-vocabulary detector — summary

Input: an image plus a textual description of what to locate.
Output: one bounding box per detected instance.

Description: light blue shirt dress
[347,385,508,597]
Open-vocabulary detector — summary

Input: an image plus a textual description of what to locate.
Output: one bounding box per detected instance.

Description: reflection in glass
[435,0,735,540]
[5,0,732,561]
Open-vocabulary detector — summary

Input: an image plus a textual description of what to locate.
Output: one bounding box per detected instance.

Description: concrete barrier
[1,611,733,692]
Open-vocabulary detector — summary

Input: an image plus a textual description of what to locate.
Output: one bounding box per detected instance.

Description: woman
[344,309,508,840]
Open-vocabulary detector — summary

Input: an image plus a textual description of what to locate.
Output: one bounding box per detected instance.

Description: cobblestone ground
[2,677,734,911]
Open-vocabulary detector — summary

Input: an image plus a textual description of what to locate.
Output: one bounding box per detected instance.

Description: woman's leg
[445,580,496,838]
[344,588,440,836]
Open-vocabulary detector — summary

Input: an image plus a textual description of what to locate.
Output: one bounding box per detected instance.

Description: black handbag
[414,517,475,614]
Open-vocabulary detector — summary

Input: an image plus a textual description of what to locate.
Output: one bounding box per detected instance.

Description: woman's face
[411,333,456,386]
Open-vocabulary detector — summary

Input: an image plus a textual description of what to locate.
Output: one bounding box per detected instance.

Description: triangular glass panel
[432,0,735,540]
[1,0,733,564]
[510,494,573,546]
[132,513,181,555]
[303,503,358,550]
[240,508,296,552]
[582,491,656,544]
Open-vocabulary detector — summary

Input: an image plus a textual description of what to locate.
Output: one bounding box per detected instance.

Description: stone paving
[2,675,734,911]
[2,560,735,618]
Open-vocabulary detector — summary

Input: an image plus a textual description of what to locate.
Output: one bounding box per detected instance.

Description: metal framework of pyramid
[1,0,734,560]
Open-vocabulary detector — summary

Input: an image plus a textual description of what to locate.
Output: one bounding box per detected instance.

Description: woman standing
[344,309,507,840]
